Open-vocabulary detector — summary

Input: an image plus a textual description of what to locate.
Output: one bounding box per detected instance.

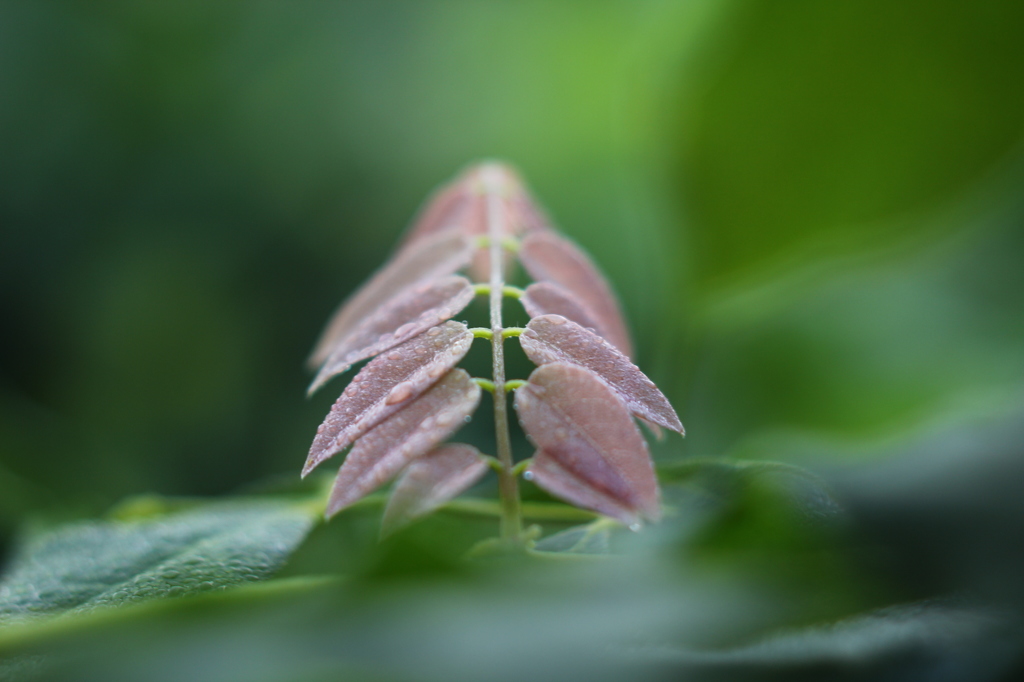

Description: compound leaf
[380,443,488,535]
[327,369,481,517]
[304,321,475,477]
[308,277,474,393]
[513,363,660,526]
[520,315,683,434]
[519,231,633,358]
[309,232,473,368]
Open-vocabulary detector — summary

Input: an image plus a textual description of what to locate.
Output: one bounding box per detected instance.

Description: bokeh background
[2,1,1024,680]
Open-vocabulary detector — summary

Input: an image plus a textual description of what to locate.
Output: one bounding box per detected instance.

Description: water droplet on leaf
[385,382,415,405]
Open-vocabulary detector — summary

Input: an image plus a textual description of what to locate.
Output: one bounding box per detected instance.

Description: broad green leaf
[0,497,317,623]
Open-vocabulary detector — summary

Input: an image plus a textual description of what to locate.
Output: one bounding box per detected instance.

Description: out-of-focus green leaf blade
[533,521,613,556]
[0,497,317,623]
[670,0,1024,291]
[651,602,1013,682]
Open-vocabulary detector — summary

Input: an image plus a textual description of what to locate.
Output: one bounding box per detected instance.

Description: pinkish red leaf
[519,315,683,435]
[381,443,488,534]
[398,168,486,249]
[326,369,481,518]
[308,232,473,368]
[518,231,633,358]
[520,282,607,341]
[398,163,551,282]
[513,363,660,526]
[308,276,475,392]
[304,321,474,477]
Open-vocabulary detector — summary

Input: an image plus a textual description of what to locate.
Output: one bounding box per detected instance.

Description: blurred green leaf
[659,457,843,525]
[532,520,614,555]
[671,0,1024,292]
[652,601,1012,681]
[0,497,316,623]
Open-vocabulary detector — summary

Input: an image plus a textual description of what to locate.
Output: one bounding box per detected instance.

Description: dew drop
[435,411,457,426]
[554,428,568,441]
[385,382,415,405]
[463,415,472,423]
[548,315,567,325]
[426,327,443,337]
[523,470,534,481]
[394,322,419,338]
[427,364,446,379]
[628,523,641,532]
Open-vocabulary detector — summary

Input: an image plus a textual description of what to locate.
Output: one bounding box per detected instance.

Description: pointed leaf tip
[520,315,683,435]
[513,363,660,525]
[303,321,474,478]
[326,369,481,518]
[308,275,475,393]
[519,231,633,358]
[381,443,488,535]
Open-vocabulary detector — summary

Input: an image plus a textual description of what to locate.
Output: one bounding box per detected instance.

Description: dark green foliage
[2,1,1023,680]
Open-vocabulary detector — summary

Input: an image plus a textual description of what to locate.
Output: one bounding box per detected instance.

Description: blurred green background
[2,1,1024,678]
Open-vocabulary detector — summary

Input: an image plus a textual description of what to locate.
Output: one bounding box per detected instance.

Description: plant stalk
[483,168,523,542]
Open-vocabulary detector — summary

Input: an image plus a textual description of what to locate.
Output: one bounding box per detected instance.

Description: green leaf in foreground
[0,497,317,623]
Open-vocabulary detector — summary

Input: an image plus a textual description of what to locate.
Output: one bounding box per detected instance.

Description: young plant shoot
[303,163,683,541]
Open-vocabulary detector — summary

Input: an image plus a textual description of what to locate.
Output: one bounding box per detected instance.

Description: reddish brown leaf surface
[304,321,474,477]
[518,231,633,358]
[519,315,683,434]
[521,282,608,341]
[308,276,475,393]
[513,363,660,525]
[398,177,478,249]
[326,369,481,518]
[309,232,474,368]
[380,443,488,534]
[398,163,551,283]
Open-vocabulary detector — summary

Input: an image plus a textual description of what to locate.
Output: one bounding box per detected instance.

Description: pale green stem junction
[472,284,524,299]
[472,377,496,394]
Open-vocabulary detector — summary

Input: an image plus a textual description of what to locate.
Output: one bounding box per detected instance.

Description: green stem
[483,169,523,542]
[472,378,496,394]
[472,284,525,299]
